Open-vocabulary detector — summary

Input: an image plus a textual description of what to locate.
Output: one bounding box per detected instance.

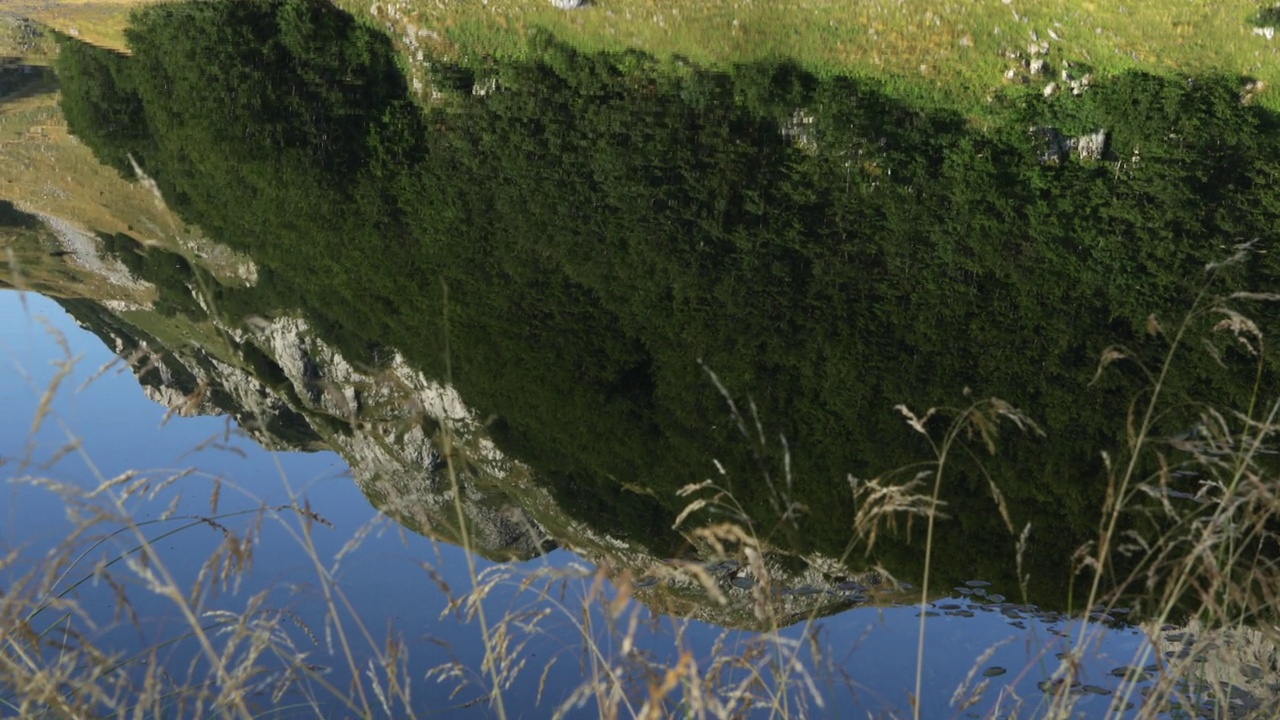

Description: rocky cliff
[0,42,895,627]
[54,289,890,628]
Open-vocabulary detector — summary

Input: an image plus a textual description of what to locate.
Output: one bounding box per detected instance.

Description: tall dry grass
[1,242,1278,719]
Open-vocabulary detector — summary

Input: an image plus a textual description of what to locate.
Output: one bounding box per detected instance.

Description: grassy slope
[1,1,164,52]
[335,0,1280,112]
[1,19,257,354]
[0,91,251,271]
[5,1,1277,110]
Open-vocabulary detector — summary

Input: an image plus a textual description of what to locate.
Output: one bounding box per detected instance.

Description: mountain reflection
[26,0,1280,621]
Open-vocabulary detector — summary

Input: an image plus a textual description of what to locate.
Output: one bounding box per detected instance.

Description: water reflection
[36,0,1280,617]
[3,0,1280,713]
[0,60,55,106]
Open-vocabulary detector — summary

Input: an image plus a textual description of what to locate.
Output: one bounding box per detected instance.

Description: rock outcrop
[3,190,903,627]
[1030,126,1107,164]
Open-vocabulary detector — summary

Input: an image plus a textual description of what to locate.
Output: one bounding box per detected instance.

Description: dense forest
[55,0,1280,608]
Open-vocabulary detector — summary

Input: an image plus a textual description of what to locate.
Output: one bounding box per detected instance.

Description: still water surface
[0,291,609,716]
[2,291,1163,717]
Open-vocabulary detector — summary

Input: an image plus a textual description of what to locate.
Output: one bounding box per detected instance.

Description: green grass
[1,1,165,53]
[0,65,256,306]
[6,1,1278,111]
[334,0,1280,112]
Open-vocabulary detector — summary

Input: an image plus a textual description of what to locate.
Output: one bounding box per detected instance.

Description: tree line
[56,0,1280,608]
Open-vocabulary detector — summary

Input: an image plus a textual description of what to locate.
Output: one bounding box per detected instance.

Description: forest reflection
[49,0,1280,616]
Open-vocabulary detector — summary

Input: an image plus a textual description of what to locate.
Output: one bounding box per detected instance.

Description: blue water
[1,290,1169,718]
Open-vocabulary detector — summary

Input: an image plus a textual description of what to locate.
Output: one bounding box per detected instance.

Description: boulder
[1071,130,1107,161]
[1030,126,1108,164]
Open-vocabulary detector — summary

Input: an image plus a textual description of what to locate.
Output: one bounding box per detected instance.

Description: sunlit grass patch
[0,77,254,307]
[336,0,1280,112]
[6,0,1278,111]
[1,1,166,53]
[0,16,59,61]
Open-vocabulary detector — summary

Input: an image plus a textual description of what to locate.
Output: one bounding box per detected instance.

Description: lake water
[0,289,1169,717]
[2,1,1278,717]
